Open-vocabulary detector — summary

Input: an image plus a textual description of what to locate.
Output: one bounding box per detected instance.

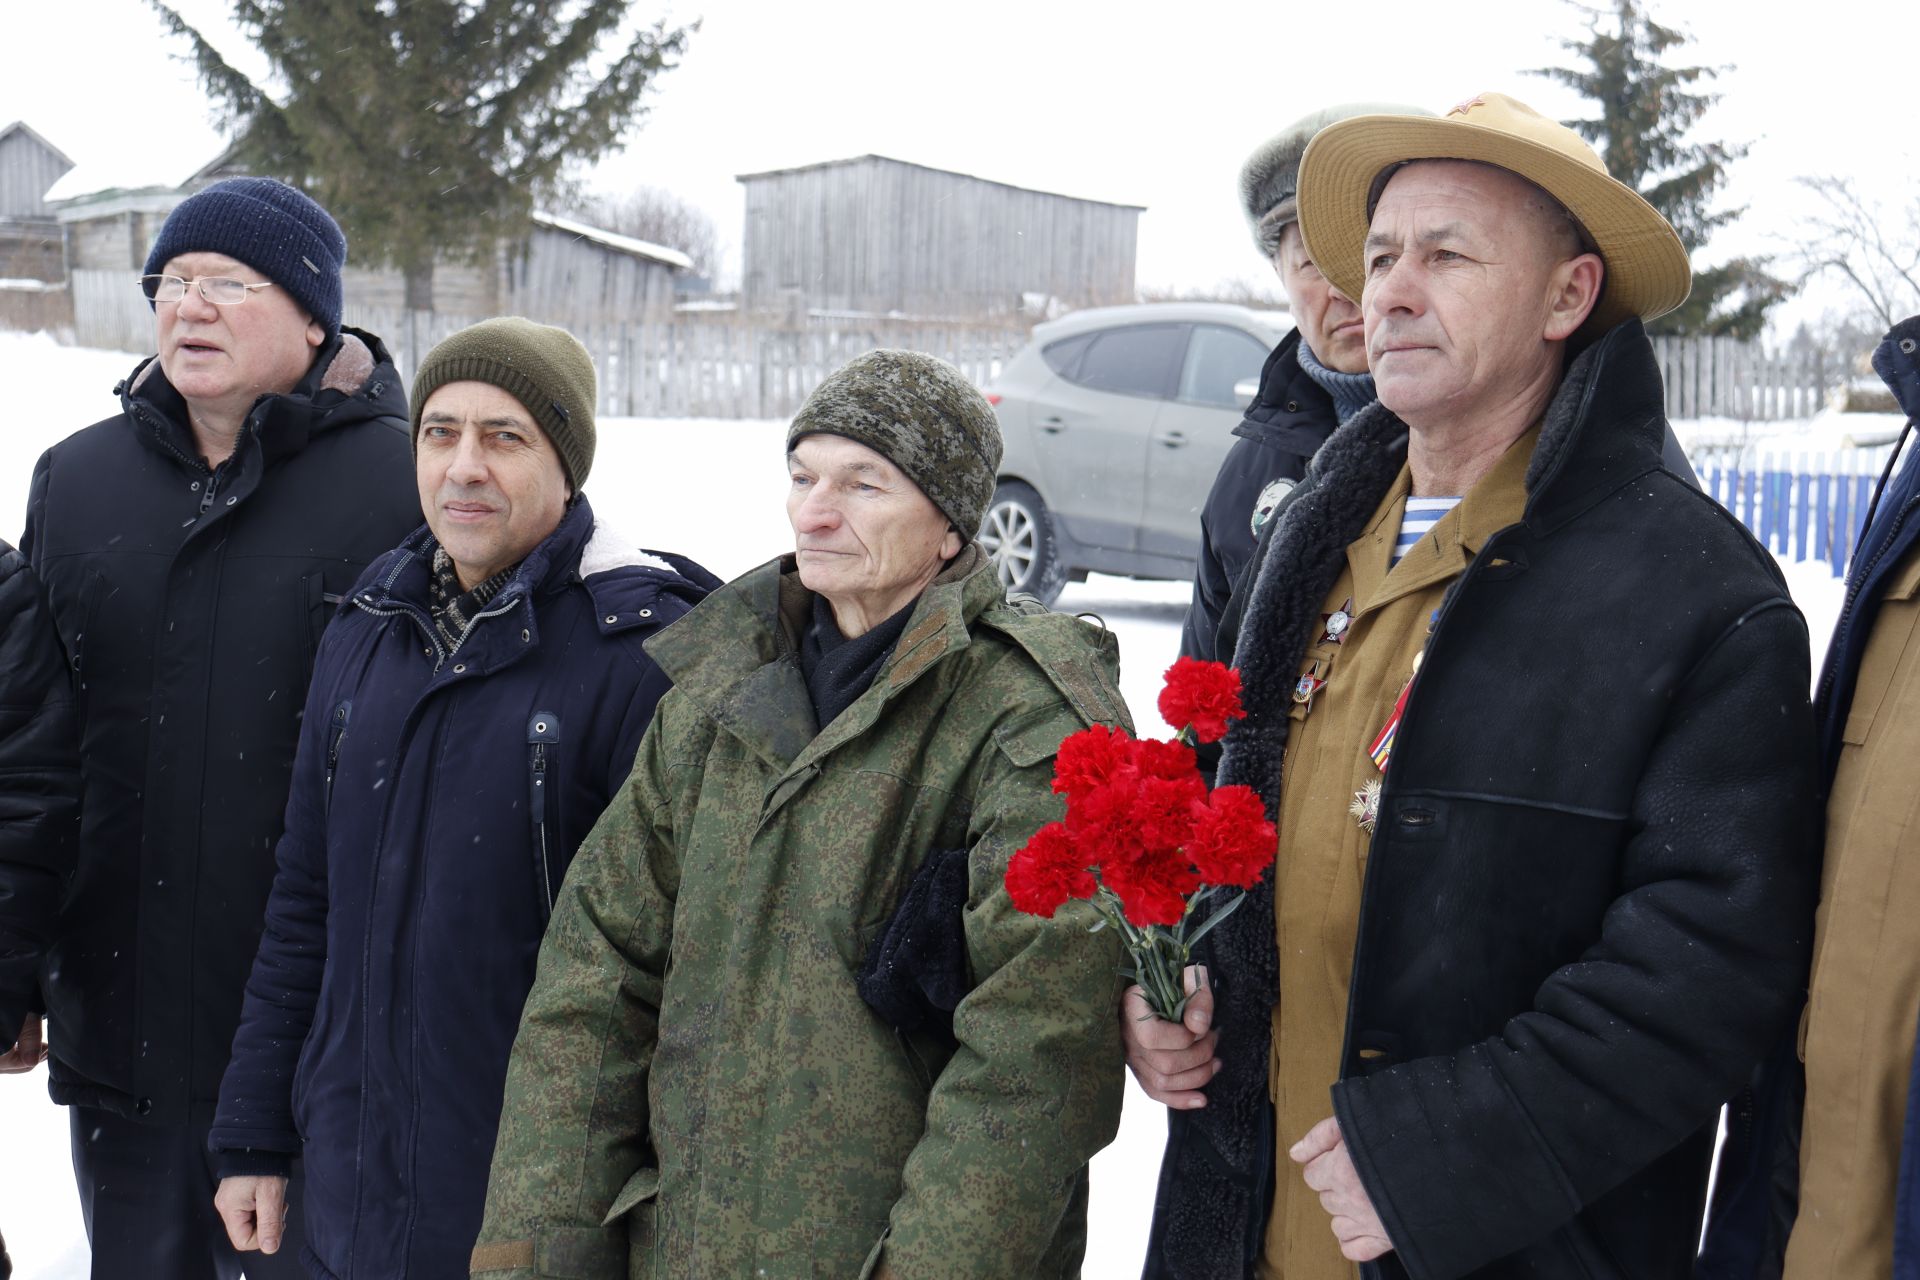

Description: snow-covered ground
[0,330,1854,1277]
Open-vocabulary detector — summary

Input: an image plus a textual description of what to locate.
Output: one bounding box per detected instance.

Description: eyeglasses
[138,274,279,305]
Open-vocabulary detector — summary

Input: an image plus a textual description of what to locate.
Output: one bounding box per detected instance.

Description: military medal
[1321,598,1355,645]
[1350,779,1383,833]
[1356,647,1425,832]
[1293,663,1327,710]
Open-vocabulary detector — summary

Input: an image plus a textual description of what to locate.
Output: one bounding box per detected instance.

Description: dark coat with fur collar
[1141,320,1820,1280]
[23,328,421,1126]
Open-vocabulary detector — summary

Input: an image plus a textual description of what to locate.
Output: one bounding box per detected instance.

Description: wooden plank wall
[0,131,73,219]
[741,158,1140,317]
[71,268,152,353]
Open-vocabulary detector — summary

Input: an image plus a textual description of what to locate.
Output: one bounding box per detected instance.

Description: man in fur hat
[1180,104,1430,666]
[1127,93,1819,1279]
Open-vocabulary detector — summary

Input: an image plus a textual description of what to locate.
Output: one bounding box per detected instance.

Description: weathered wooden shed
[737,155,1143,319]
[49,151,691,356]
[0,121,74,283]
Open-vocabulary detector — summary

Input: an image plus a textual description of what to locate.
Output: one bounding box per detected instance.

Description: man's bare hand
[1291,1116,1393,1262]
[215,1175,290,1254]
[0,1014,46,1074]
[1120,965,1219,1108]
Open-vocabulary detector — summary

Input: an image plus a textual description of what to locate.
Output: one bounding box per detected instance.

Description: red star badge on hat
[1448,95,1487,118]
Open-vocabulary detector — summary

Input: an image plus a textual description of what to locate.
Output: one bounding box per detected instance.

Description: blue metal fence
[1704,452,1891,578]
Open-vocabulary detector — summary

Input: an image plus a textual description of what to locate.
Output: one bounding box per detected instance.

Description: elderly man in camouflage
[471,350,1130,1279]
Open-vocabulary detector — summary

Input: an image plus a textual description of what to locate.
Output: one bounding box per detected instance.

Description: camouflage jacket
[472,545,1130,1279]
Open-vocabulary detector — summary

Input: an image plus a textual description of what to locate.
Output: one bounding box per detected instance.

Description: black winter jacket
[22,330,421,1124]
[210,498,713,1279]
[0,542,80,1047]
[1179,330,1338,663]
[1144,320,1821,1280]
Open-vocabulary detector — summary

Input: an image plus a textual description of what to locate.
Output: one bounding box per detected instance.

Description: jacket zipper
[324,700,352,814]
[528,712,561,919]
[445,595,521,664]
[350,598,446,668]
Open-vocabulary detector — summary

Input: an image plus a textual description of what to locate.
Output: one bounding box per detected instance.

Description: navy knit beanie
[144,177,346,335]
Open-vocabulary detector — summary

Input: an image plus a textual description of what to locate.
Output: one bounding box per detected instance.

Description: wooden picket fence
[345,306,1028,420]
[1650,335,1829,423]
[28,286,1835,426]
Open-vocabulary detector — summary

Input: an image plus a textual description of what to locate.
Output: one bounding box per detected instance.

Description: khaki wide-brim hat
[1296,91,1691,334]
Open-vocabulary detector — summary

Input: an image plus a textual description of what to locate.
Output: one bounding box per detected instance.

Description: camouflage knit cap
[409,316,597,489]
[786,349,1003,540]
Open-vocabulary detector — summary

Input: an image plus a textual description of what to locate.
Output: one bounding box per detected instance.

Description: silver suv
[983,303,1289,604]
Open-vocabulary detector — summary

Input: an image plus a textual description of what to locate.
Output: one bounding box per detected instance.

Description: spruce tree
[151,0,692,310]
[1533,0,1788,337]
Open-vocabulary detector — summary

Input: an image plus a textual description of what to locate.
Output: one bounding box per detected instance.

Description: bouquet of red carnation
[1004,656,1277,1021]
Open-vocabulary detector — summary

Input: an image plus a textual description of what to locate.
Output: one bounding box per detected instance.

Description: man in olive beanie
[209,316,714,1276]
[409,315,599,492]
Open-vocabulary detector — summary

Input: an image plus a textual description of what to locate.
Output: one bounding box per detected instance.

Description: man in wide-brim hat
[1130,92,1820,1279]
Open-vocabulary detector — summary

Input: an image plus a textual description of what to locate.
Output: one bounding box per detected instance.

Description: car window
[1074,325,1186,399]
[1177,325,1271,408]
[1042,333,1094,379]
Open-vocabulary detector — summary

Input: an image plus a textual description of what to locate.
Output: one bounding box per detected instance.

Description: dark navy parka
[209,495,713,1279]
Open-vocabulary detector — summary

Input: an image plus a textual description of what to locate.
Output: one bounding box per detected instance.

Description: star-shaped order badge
[1350,778,1383,834]
[1293,658,1327,711]
[1320,598,1355,646]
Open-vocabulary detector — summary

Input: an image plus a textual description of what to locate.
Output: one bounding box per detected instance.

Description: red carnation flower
[1129,774,1206,854]
[1131,737,1202,787]
[1005,822,1097,917]
[1065,779,1145,868]
[1186,784,1277,889]
[1157,657,1246,744]
[1104,846,1202,927]
[1052,724,1136,803]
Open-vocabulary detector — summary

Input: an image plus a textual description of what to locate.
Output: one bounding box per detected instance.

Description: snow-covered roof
[531,210,692,271]
[45,156,211,206]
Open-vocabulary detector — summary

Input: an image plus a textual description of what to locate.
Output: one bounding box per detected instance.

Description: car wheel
[981,481,1067,606]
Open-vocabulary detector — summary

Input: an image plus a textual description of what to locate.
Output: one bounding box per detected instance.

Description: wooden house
[45,145,691,358]
[0,121,76,329]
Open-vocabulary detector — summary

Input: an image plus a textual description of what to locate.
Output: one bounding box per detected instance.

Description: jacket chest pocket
[297,570,348,673]
[1841,552,1920,746]
[528,711,563,923]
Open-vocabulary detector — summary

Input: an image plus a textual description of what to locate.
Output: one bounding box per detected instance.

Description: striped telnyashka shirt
[1392,496,1462,567]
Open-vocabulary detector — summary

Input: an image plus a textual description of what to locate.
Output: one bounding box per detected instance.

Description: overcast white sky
[7,0,1913,333]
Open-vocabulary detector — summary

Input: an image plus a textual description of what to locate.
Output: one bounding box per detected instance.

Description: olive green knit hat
[786,349,1003,541]
[409,317,597,489]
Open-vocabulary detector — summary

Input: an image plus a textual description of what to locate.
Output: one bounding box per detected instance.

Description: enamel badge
[1321,598,1354,646]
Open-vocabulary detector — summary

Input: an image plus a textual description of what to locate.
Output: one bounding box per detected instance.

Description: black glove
[856,846,971,1047]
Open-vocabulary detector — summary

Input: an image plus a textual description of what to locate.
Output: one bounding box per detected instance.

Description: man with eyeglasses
[17,176,419,1280]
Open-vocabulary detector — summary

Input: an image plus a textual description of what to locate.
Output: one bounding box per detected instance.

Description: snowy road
[0,331,1847,1277]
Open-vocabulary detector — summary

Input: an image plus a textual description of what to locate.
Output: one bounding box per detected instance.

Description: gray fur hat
[1241,102,1436,258]
[787,349,1003,541]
